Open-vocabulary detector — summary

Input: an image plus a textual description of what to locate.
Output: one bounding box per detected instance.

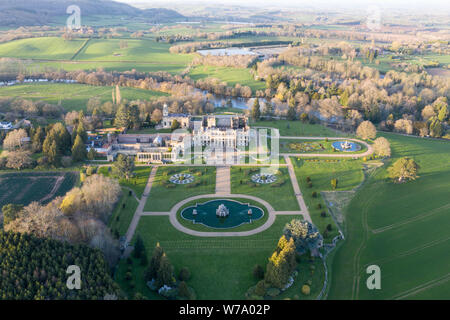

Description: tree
[287,105,297,121]
[133,235,145,259]
[171,119,180,131]
[114,104,129,128]
[388,157,419,183]
[71,135,87,162]
[151,109,163,124]
[373,137,391,157]
[3,129,28,151]
[264,236,297,289]
[251,98,261,121]
[178,281,191,299]
[2,204,23,225]
[31,127,45,152]
[44,140,60,166]
[331,178,338,190]
[128,104,141,130]
[156,253,174,288]
[87,148,98,160]
[263,102,274,118]
[112,154,135,180]
[146,243,164,281]
[75,120,88,143]
[115,85,122,105]
[6,150,33,170]
[179,267,191,281]
[356,120,376,140]
[253,265,265,280]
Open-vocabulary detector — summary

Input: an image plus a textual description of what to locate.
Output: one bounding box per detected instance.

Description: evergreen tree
[287,105,297,121]
[145,243,164,281]
[87,148,98,160]
[114,104,129,128]
[156,253,174,288]
[251,98,261,121]
[112,154,135,180]
[71,135,87,162]
[128,104,141,130]
[133,235,145,259]
[76,120,88,143]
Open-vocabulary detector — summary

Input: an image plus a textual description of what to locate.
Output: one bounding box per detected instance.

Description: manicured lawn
[230,166,300,211]
[0,83,168,112]
[118,167,152,199]
[328,133,450,300]
[115,214,324,300]
[250,120,348,137]
[108,189,139,237]
[144,167,216,212]
[176,197,270,232]
[291,157,365,242]
[188,65,266,93]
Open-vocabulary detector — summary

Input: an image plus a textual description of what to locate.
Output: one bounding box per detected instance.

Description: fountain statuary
[248,209,252,215]
[340,141,351,150]
[193,209,198,216]
[216,204,230,217]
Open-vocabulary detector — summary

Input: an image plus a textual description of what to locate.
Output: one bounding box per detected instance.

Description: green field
[144,166,216,212]
[291,157,365,242]
[0,171,78,208]
[230,166,300,211]
[188,65,266,92]
[0,83,168,112]
[328,133,450,299]
[0,37,87,60]
[250,120,348,137]
[115,214,324,300]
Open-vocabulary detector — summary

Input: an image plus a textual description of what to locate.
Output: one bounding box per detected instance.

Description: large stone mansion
[91,106,251,164]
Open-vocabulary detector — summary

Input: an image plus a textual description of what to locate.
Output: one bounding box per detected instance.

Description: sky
[115,0,450,12]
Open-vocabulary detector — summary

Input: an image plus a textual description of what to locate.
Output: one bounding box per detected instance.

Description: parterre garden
[144,166,216,212]
[230,166,300,211]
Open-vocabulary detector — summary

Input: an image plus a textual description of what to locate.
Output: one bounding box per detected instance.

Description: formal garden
[144,166,216,212]
[230,166,299,211]
[280,139,366,154]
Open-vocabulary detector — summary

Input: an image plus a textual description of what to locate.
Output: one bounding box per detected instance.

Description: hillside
[0,0,185,27]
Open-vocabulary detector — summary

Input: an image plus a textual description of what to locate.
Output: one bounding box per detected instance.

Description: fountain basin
[180,199,264,229]
[332,141,361,152]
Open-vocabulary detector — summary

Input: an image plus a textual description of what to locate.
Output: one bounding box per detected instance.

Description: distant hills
[0,0,186,27]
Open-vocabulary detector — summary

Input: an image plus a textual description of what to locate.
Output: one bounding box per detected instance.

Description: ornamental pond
[180,199,264,229]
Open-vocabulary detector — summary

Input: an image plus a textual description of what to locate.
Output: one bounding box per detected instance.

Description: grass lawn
[250,120,348,137]
[108,188,139,237]
[188,65,266,93]
[280,139,366,154]
[118,167,152,199]
[230,166,300,211]
[144,166,216,212]
[115,214,324,300]
[291,157,365,242]
[0,83,168,112]
[328,133,450,300]
[126,128,172,134]
[176,197,270,232]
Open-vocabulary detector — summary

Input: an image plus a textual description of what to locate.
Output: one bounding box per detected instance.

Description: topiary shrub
[179,267,191,281]
[312,191,317,198]
[320,211,327,217]
[317,203,322,209]
[266,287,280,297]
[301,284,310,296]
[253,264,265,280]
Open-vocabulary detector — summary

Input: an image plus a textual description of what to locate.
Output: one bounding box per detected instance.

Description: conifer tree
[71,135,87,162]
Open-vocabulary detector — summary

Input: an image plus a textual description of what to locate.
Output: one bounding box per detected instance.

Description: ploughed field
[0,171,78,208]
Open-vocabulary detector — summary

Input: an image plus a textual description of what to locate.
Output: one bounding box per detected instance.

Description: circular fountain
[332,140,361,152]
